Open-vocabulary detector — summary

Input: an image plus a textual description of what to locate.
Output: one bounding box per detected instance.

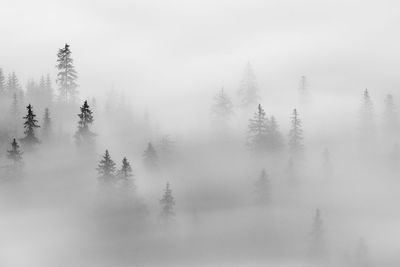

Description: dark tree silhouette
[211,88,234,131]
[117,157,135,191]
[7,138,23,165]
[20,104,40,148]
[288,108,303,154]
[309,209,325,259]
[143,142,158,170]
[160,182,175,221]
[97,150,116,183]
[41,108,52,141]
[74,100,95,147]
[247,104,269,153]
[238,62,259,107]
[56,43,78,103]
[254,168,270,205]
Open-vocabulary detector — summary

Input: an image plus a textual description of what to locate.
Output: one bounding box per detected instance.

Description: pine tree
[6,72,21,96]
[247,104,269,153]
[211,88,234,130]
[56,43,78,103]
[160,182,175,221]
[0,68,5,95]
[254,168,270,205]
[20,104,40,147]
[383,94,398,136]
[309,209,325,259]
[238,62,259,107]
[41,108,52,141]
[359,89,375,141]
[268,116,284,151]
[288,108,303,154]
[117,157,136,191]
[143,142,158,170]
[97,150,116,183]
[74,100,95,147]
[7,138,23,165]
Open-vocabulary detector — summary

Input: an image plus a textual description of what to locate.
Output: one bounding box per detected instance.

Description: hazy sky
[1,0,400,123]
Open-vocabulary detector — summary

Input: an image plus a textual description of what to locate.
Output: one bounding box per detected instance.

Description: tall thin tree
[288,108,303,154]
[20,104,40,148]
[74,100,95,147]
[56,43,78,103]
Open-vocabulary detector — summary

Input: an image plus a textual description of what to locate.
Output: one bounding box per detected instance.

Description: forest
[0,42,399,267]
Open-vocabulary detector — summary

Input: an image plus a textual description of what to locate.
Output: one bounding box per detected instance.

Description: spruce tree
[160,182,175,221]
[309,209,325,259]
[254,168,270,205]
[41,108,52,141]
[97,150,116,183]
[117,157,135,191]
[20,104,40,148]
[238,62,259,107]
[6,72,21,96]
[143,142,158,170]
[7,138,23,165]
[268,116,284,151]
[0,68,5,95]
[211,88,234,130]
[56,43,78,103]
[74,100,95,147]
[288,108,303,154]
[247,104,269,153]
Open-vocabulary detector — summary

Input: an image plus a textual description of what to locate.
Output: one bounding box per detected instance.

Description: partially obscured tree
[0,68,6,95]
[97,150,116,183]
[211,88,234,131]
[7,138,23,165]
[358,89,375,142]
[160,182,175,221]
[20,104,40,148]
[74,100,95,148]
[56,43,78,103]
[238,62,259,107]
[309,209,325,259]
[247,104,269,153]
[254,168,270,205]
[143,142,158,170]
[268,116,284,151]
[288,108,303,154]
[41,108,52,141]
[117,157,135,192]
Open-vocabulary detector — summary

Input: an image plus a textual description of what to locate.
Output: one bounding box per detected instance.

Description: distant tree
[20,104,40,148]
[41,108,52,141]
[7,138,23,165]
[74,100,95,147]
[45,74,54,104]
[0,68,6,95]
[238,62,259,107]
[6,72,22,96]
[288,108,303,154]
[211,88,234,131]
[117,157,136,192]
[97,150,116,183]
[254,168,270,205]
[10,92,20,137]
[268,116,284,151]
[56,43,78,103]
[160,182,175,221]
[383,94,399,136]
[308,209,325,259]
[247,104,269,153]
[143,142,158,170]
[359,89,375,141]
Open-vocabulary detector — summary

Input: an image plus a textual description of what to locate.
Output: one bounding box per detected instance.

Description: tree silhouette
[309,209,325,259]
[143,142,158,170]
[238,62,259,107]
[247,104,269,153]
[254,168,270,205]
[288,108,303,154]
[211,88,234,131]
[160,182,175,221]
[56,43,78,103]
[7,138,23,165]
[359,89,375,142]
[20,104,40,148]
[117,157,135,192]
[97,150,116,183]
[74,100,95,148]
[268,116,284,151]
[41,108,52,141]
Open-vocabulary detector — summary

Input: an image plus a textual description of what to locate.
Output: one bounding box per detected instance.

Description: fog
[1,0,400,266]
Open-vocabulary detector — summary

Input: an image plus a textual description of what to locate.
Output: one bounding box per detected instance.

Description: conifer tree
[74,100,95,147]
[97,150,116,183]
[0,68,5,95]
[254,168,270,205]
[309,209,325,259]
[41,108,52,141]
[143,142,158,170]
[268,116,284,151]
[160,182,175,221]
[117,157,135,191]
[247,104,269,153]
[20,104,40,148]
[383,94,399,136]
[288,108,303,154]
[6,72,21,96]
[7,138,23,165]
[359,89,375,141]
[56,43,78,103]
[238,62,259,107]
[10,92,20,137]
[211,88,234,130]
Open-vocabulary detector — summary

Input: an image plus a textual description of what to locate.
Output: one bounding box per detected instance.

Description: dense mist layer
[1,1,400,266]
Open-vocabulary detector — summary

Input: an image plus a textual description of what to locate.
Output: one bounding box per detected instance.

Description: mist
[1,0,400,266]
